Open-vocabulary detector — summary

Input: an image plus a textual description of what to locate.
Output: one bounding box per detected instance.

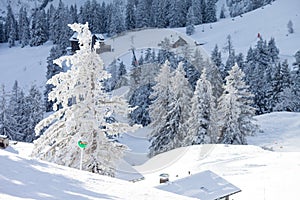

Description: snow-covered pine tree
[205,0,217,23]
[192,48,205,74]
[128,62,159,126]
[273,60,291,111]
[149,0,159,27]
[211,44,223,72]
[44,45,65,112]
[191,0,203,25]
[30,9,48,46]
[220,4,226,19]
[156,0,170,28]
[186,6,195,36]
[135,0,150,28]
[224,35,235,75]
[217,64,257,144]
[4,4,17,45]
[23,85,44,142]
[183,68,216,145]
[0,22,4,43]
[125,0,136,30]
[149,62,192,156]
[109,0,126,35]
[169,0,185,28]
[287,50,300,111]
[149,61,173,131]
[205,60,224,101]
[31,23,137,176]
[0,85,16,140]
[19,7,30,47]
[9,81,26,141]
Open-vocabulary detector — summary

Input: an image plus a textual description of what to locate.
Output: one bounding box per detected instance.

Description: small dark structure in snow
[172,36,188,48]
[157,170,241,200]
[159,173,170,183]
[0,135,9,149]
[69,33,111,54]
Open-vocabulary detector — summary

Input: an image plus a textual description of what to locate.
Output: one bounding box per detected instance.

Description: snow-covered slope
[0,41,52,91]
[249,112,300,152]
[1,111,300,200]
[134,144,300,200]
[0,149,196,200]
[176,0,300,65]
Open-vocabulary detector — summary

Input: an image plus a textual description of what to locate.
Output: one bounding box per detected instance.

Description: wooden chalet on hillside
[69,33,111,54]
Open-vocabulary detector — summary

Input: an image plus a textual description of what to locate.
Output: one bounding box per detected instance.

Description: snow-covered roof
[69,32,105,41]
[157,170,241,200]
[69,32,78,41]
[0,135,8,139]
[94,34,105,41]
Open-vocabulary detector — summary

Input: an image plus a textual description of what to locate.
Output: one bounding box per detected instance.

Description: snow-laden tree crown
[31,23,138,176]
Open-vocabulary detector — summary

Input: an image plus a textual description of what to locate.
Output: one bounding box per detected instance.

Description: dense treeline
[0,81,44,142]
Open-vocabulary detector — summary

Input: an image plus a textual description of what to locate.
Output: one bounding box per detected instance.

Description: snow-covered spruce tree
[186,6,195,36]
[149,62,192,157]
[44,45,65,112]
[109,0,125,35]
[30,9,48,46]
[9,81,27,141]
[217,63,257,145]
[211,44,223,73]
[0,85,16,140]
[18,7,30,47]
[128,63,159,126]
[31,23,137,176]
[148,61,173,145]
[4,4,17,45]
[205,0,217,23]
[183,68,216,145]
[125,0,136,30]
[191,0,203,25]
[23,85,44,142]
[205,60,224,102]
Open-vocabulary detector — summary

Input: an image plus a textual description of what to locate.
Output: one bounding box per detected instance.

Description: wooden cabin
[172,36,188,48]
[0,135,9,149]
[69,33,111,54]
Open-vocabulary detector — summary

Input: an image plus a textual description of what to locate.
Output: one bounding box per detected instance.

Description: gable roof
[156,170,241,200]
[69,32,105,42]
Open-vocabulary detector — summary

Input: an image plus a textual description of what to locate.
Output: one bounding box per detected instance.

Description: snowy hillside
[176,0,300,65]
[1,111,300,200]
[0,149,195,200]
[0,41,52,91]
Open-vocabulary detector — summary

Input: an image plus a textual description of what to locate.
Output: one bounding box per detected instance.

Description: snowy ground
[0,148,195,200]
[1,111,299,200]
[0,0,300,199]
[0,41,52,91]
[175,0,300,66]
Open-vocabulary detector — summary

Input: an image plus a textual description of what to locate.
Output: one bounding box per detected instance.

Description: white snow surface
[0,41,52,91]
[175,0,300,65]
[1,111,299,200]
[0,1,300,199]
[0,149,195,200]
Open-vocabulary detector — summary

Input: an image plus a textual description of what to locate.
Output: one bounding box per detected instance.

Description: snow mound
[0,149,195,200]
[134,144,300,200]
[249,112,300,152]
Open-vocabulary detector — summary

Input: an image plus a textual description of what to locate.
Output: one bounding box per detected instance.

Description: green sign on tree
[78,140,87,148]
